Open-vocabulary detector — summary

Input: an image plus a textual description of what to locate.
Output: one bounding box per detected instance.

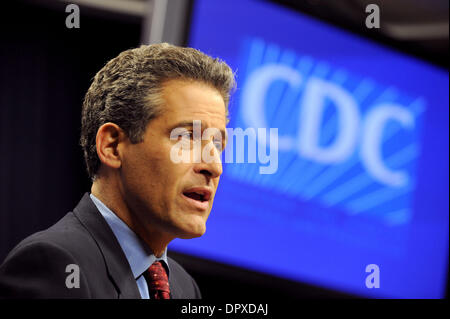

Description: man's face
[119,79,226,240]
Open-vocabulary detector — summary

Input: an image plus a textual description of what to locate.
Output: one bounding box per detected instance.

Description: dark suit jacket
[0,193,201,299]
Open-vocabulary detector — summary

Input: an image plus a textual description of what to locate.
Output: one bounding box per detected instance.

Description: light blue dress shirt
[90,193,170,299]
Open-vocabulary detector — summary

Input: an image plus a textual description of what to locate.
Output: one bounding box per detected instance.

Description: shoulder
[0,212,98,298]
[8,211,97,262]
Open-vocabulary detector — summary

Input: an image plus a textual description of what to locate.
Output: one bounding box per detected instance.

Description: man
[0,43,235,298]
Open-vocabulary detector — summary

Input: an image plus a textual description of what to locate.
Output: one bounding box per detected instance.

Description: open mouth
[183,192,208,202]
[183,189,211,202]
[182,187,212,210]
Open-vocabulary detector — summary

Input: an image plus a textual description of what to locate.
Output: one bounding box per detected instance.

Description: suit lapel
[73,193,141,299]
[168,266,183,299]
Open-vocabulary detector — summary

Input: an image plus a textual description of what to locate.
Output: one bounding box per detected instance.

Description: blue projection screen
[169,0,449,298]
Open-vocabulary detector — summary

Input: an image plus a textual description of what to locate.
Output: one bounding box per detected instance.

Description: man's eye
[179,131,193,140]
[214,141,223,152]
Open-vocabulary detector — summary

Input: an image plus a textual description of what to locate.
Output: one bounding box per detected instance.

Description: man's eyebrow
[169,121,227,140]
[170,121,194,129]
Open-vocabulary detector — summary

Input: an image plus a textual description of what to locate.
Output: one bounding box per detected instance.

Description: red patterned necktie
[146,261,171,299]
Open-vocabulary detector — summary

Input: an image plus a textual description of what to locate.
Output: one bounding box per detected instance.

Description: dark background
[0,0,447,299]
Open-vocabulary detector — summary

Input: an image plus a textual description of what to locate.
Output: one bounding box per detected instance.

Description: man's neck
[91,177,173,258]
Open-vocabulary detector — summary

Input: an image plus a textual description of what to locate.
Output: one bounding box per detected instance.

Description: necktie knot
[146,261,170,299]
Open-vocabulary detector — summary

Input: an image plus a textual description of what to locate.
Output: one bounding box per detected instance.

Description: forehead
[160,79,227,129]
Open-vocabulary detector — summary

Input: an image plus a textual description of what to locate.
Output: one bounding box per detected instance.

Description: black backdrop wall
[0,1,140,264]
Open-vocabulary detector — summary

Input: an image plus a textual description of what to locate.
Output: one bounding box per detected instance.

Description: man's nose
[193,141,223,179]
[193,161,222,179]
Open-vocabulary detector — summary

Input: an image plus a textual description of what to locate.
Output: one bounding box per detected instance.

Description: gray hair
[80,43,236,180]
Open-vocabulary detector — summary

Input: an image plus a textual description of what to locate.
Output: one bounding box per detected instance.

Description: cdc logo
[227,38,426,226]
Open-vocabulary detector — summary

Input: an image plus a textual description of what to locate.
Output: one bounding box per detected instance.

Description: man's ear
[95,123,125,170]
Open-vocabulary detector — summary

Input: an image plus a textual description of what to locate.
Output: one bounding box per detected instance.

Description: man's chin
[176,225,206,239]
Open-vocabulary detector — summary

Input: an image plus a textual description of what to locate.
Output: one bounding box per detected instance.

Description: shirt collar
[89,193,169,279]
